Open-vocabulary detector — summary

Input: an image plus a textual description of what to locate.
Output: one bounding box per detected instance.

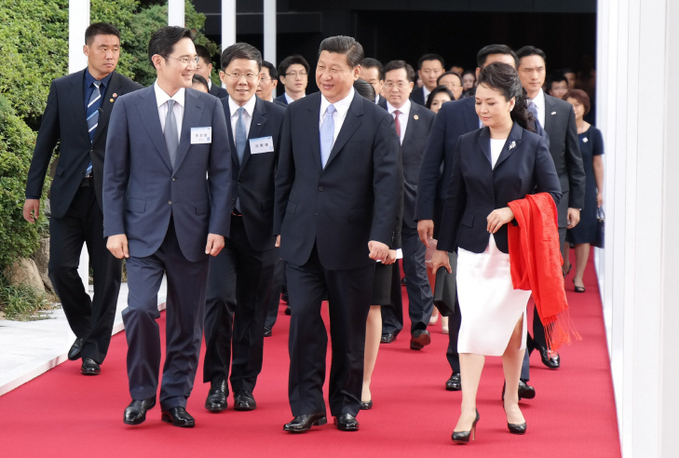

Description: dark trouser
[203,215,277,393]
[380,260,403,335]
[286,246,374,417]
[48,184,121,364]
[264,256,285,330]
[401,225,434,333]
[123,218,208,411]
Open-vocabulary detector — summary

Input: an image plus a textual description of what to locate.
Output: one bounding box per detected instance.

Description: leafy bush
[0,272,52,320]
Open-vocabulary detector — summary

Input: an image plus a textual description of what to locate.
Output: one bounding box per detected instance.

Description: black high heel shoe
[503,402,527,435]
[452,409,480,443]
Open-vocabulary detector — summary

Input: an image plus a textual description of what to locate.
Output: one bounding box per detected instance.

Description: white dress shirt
[386,99,411,145]
[319,88,355,143]
[228,95,256,140]
[154,82,185,143]
[530,88,546,128]
[285,92,305,105]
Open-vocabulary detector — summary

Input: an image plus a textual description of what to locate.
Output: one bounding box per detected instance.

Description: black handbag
[593,207,605,248]
[433,252,457,317]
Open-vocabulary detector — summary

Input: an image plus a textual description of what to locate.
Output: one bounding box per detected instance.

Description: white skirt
[456,235,531,356]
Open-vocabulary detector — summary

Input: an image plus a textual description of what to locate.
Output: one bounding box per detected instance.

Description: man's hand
[417,219,434,246]
[23,199,40,223]
[368,240,389,262]
[205,234,225,256]
[567,207,581,229]
[107,234,129,259]
[431,250,452,274]
[275,235,281,248]
[487,207,514,234]
[383,249,398,265]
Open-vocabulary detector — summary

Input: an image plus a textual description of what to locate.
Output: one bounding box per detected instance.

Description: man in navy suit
[275,55,310,105]
[195,44,227,99]
[416,45,543,398]
[202,42,286,414]
[379,60,436,350]
[23,23,142,376]
[104,26,231,428]
[275,36,401,433]
[359,58,386,105]
[410,54,445,106]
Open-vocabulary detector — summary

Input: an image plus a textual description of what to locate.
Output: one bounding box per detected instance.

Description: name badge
[249,136,274,154]
[191,127,212,144]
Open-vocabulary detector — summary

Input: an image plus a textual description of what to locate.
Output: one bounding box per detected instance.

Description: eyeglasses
[285,71,308,78]
[223,72,259,81]
[165,55,199,65]
[384,81,410,89]
[259,76,272,82]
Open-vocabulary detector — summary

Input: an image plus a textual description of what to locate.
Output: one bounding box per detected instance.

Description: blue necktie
[164,100,178,168]
[85,81,101,176]
[528,99,541,128]
[235,106,247,164]
[320,104,336,168]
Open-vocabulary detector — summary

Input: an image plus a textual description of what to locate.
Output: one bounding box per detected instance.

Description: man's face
[438,73,462,100]
[316,51,359,103]
[549,80,568,99]
[83,34,120,79]
[418,59,444,91]
[564,71,576,90]
[220,58,261,106]
[383,68,413,109]
[256,66,277,101]
[359,66,383,99]
[518,55,546,97]
[155,37,197,95]
[195,57,213,82]
[279,63,308,96]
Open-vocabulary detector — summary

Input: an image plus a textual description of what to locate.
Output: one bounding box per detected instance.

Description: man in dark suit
[416,45,544,398]
[516,45,585,373]
[256,60,280,104]
[195,44,227,99]
[379,60,436,350]
[410,54,445,106]
[275,36,401,433]
[359,58,386,105]
[104,26,231,428]
[275,54,310,105]
[202,43,286,414]
[23,22,142,376]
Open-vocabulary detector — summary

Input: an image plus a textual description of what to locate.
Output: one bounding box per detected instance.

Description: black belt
[80,176,93,187]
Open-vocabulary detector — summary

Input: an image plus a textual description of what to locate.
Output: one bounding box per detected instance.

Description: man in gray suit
[104,26,231,428]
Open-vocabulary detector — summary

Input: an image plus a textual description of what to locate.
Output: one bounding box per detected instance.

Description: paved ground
[0,280,166,396]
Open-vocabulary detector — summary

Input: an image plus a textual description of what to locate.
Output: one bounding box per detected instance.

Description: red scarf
[507,193,580,350]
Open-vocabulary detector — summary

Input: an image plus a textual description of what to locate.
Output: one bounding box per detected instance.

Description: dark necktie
[85,81,101,176]
[320,104,336,168]
[164,100,178,168]
[393,110,401,139]
[527,100,541,128]
[235,106,247,164]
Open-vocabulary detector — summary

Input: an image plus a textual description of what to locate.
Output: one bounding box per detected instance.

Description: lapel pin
[109,98,114,102]
[413,115,419,120]
[509,141,516,150]
[551,111,556,115]
[583,137,589,143]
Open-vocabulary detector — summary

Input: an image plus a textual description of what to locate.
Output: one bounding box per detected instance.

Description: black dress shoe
[124,397,156,425]
[380,332,396,344]
[502,380,536,401]
[205,378,227,412]
[68,337,83,361]
[410,329,431,350]
[81,357,101,375]
[334,413,359,431]
[359,400,373,410]
[536,345,560,369]
[283,413,327,433]
[161,406,195,428]
[233,390,257,411]
[446,372,461,391]
[263,327,273,337]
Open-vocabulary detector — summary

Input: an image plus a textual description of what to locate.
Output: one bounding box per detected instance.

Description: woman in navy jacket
[431,62,561,443]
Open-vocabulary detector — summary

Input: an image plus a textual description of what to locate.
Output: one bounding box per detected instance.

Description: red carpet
[0,250,620,457]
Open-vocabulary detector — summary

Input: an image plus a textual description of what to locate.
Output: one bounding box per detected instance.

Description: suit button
[231,198,236,204]
[318,186,324,191]
[237,179,242,184]
[168,201,172,205]
[172,177,176,182]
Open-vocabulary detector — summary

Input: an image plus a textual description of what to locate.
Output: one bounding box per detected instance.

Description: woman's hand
[431,250,452,274]
[486,207,514,233]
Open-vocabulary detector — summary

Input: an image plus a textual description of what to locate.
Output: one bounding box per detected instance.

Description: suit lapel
[493,122,524,169]
[325,92,362,169]
[543,94,557,133]
[306,97,323,170]
[92,72,119,144]
[137,87,173,171]
[239,97,267,173]
[69,71,89,140]
[174,89,202,171]
[222,98,239,171]
[402,103,421,148]
[477,127,492,166]
[463,97,480,132]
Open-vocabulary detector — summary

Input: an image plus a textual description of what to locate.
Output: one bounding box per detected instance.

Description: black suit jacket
[209,83,228,99]
[25,70,142,219]
[542,93,586,227]
[410,86,426,106]
[274,91,401,270]
[274,94,288,106]
[222,96,286,250]
[437,123,562,254]
[379,101,436,228]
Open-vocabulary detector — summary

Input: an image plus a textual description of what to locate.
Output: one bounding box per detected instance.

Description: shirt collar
[84,68,113,90]
[154,81,185,108]
[386,99,411,117]
[320,87,355,117]
[531,88,545,109]
[228,94,257,118]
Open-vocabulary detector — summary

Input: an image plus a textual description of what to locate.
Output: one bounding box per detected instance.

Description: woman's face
[475,83,514,129]
[462,73,475,90]
[430,92,452,113]
[566,97,585,121]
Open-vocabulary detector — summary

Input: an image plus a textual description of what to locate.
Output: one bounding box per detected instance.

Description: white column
[263,0,277,64]
[221,0,237,52]
[167,0,185,26]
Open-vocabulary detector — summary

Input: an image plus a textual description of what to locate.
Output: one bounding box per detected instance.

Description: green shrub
[0,272,52,320]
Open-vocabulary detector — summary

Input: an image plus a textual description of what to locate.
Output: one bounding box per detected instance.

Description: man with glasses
[23,22,141,377]
[256,60,280,104]
[410,53,445,106]
[104,26,231,428]
[276,54,310,105]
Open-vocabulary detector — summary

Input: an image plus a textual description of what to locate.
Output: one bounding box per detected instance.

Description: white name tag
[249,136,274,154]
[191,127,212,144]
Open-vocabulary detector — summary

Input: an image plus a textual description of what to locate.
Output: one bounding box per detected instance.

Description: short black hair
[548,72,568,87]
[195,44,212,64]
[516,46,547,65]
[354,78,376,101]
[417,53,445,70]
[278,54,310,76]
[262,60,278,80]
[85,22,120,45]
[361,58,384,80]
[383,60,416,83]
[425,86,455,110]
[192,74,209,91]
[437,71,462,86]
[318,36,364,68]
[476,44,518,69]
[220,42,262,71]
[148,26,193,65]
